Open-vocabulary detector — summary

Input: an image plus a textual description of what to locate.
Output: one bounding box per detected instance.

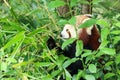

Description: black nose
[60,34,62,37]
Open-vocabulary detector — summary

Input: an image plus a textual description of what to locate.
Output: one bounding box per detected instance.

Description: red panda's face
[60,24,76,39]
[60,15,93,39]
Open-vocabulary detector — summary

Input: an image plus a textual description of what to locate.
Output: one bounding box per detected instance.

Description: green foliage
[62,38,76,50]
[0,0,120,80]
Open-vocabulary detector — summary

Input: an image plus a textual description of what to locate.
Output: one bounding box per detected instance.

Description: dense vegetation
[0,0,120,80]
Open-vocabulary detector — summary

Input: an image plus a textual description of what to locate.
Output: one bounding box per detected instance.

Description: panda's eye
[66,29,69,31]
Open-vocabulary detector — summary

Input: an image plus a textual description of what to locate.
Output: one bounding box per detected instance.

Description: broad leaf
[104,73,115,80]
[62,58,78,68]
[62,38,76,50]
[115,22,120,28]
[101,28,109,42]
[101,48,116,56]
[70,0,77,7]
[76,40,83,57]
[68,16,76,25]
[3,31,25,49]
[85,75,95,80]
[48,0,65,8]
[115,54,120,65]
[88,64,97,73]
[110,30,120,35]
[79,19,97,28]
[64,69,72,80]
[97,19,109,27]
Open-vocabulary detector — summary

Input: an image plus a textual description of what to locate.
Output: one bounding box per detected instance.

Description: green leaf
[7,20,24,31]
[105,61,113,67]
[115,22,120,28]
[81,51,92,58]
[92,0,102,4]
[24,37,37,48]
[26,9,40,16]
[85,75,95,80]
[97,19,109,27]
[110,30,120,35]
[115,54,120,65]
[79,19,97,28]
[48,0,65,8]
[70,0,77,7]
[62,38,76,50]
[99,41,109,49]
[76,70,84,80]
[76,40,83,57]
[57,19,68,25]
[1,62,7,72]
[12,59,33,68]
[3,31,25,49]
[88,64,97,73]
[68,16,76,25]
[27,27,46,36]
[62,58,78,68]
[113,36,120,44]
[6,58,17,63]
[35,62,53,67]
[0,49,4,57]
[101,48,116,56]
[101,28,109,42]
[64,69,72,80]
[42,76,53,80]
[51,69,61,78]
[104,73,115,80]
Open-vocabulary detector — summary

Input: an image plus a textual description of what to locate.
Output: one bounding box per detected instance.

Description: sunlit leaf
[27,27,46,36]
[85,75,95,80]
[48,0,65,8]
[115,54,120,65]
[99,41,109,49]
[76,40,83,57]
[3,31,25,49]
[97,19,109,27]
[68,16,76,25]
[101,48,116,56]
[1,62,7,72]
[62,38,76,50]
[92,0,102,4]
[51,69,61,78]
[79,19,97,28]
[110,30,120,35]
[105,61,113,66]
[12,59,33,68]
[104,73,115,80]
[115,22,120,27]
[57,19,68,25]
[70,0,77,7]
[62,58,78,68]
[64,69,72,80]
[88,64,97,73]
[101,28,109,42]
[35,62,53,67]
[76,70,84,80]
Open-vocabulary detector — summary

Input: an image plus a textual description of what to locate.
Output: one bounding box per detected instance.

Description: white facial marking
[61,24,76,39]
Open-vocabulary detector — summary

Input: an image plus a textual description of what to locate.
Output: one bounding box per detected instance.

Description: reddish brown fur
[78,25,100,50]
[75,15,101,50]
[89,25,101,50]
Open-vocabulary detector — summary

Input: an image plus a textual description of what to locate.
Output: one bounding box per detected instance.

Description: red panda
[60,14,101,50]
[47,14,101,80]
